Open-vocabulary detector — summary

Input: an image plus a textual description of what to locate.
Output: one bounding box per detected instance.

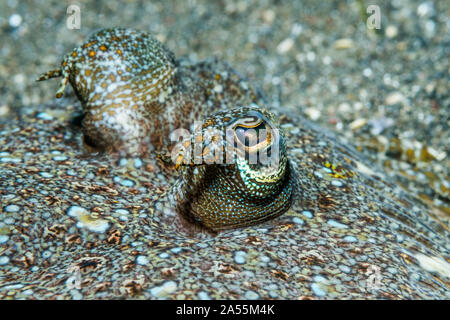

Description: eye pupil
[235,122,266,148]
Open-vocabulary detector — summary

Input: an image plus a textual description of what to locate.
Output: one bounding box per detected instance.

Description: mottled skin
[37,28,261,154]
[0,28,448,299]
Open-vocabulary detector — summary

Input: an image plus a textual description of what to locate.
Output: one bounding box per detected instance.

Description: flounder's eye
[233,117,272,151]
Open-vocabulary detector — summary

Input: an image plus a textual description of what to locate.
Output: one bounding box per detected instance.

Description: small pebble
[9,14,22,27]
[349,118,367,130]
[385,25,398,38]
[305,107,320,120]
[276,38,294,54]
[334,38,354,49]
[385,92,405,105]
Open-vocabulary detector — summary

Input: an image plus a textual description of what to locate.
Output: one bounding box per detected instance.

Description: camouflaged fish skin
[0,28,448,299]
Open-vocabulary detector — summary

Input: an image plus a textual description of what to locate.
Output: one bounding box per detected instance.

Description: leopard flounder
[0,28,448,299]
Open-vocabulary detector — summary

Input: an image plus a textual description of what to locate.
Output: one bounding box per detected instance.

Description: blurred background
[0,0,448,210]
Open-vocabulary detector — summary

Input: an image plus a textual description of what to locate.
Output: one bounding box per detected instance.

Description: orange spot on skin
[85,69,92,77]
[99,45,108,51]
[116,49,122,55]
[83,40,98,49]
[89,51,96,57]
[71,51,78,57]
[202,118,217,128]
[175,157,183,170]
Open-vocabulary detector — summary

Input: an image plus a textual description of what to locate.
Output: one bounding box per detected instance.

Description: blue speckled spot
[311,283,326,297]
[292,217,304,225]
[114,176,135,187]
[302,210,313,218]
[159,252,170,259]
[37,112,53,120]
[170,247,182,254]
[197,291,211,300]
[136,255,149,265]
[66,169,77,176]
[327,219,348,229]
[22,289,34,295]
[115,209,129,215]
[149,281,177,297]
[331,180,344,187]
[314,171,323,179]
[4,217,14,225]
[387,267,398,274]
[134,158,143,168]
[343,235,357,242]
[244,290,259,300]
[0,157,21,163]
[196,242,209,249]
[234,251,247,264]
[339,265,351,273]
[5,204,20,213]
[52,156,68,161]
[0,235,9,244]
[39,172,54,178]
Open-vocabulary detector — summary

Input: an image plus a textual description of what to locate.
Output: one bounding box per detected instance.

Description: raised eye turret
[174,106,294,231]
